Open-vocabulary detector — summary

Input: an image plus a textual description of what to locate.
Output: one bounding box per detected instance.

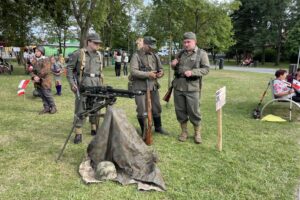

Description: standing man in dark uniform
[30,46,57,114]
[171,32,209,144]
[66,33,103,144]
[130,36,168,135]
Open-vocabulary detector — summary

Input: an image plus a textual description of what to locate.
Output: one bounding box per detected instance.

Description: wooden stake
[217,108,222,151]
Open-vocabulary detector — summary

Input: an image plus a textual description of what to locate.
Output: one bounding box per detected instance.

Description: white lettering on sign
[216,86,226,111]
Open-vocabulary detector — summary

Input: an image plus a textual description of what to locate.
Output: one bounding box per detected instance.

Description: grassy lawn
[0,63,300,199]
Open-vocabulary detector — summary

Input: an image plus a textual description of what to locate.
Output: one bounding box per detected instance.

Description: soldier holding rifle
[66,33,103,144]
[130,36,169,140]
[171,32,209,144]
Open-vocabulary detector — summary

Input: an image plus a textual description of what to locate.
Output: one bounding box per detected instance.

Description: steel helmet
[36,46,45,55]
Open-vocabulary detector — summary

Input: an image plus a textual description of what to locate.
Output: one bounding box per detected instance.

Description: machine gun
[56,85,144,162]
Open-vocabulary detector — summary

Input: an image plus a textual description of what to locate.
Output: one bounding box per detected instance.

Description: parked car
[158,49,169,56]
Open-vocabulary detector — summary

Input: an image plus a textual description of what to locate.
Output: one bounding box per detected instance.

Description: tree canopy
[1,0,300,63]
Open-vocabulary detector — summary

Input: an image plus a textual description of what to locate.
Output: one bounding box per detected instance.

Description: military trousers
[135,90,162,119]
[74,95,99,128]
[37,88,56,109]
[173,89,201,126]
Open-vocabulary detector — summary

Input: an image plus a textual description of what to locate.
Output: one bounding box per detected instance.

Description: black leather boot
[153,116,169,135]
[38,107,50,115]
[74,134,82,144]
[74,128,82,144]
[137,117,144,135]
[49,106,57,114]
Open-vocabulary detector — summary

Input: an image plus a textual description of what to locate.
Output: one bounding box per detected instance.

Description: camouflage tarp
[79,106,166,191]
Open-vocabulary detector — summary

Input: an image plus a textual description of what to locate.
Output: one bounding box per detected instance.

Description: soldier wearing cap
[66,33,103,144]
[30,46,57,114]
[171,32,209,144]
[130,36,169,135]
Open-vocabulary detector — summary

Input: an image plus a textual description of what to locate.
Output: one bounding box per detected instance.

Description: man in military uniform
[171,32,209,144]
[66,33,103,144]
[130,36,168,135]
[30,46,57,114]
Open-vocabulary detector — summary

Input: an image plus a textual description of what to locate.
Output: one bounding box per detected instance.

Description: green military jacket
[66,48,103,89]
[30,56,52,89]
[173,46,209,92]
[130,50,163,91]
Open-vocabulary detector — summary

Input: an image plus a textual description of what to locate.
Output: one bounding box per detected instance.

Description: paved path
[222,65,276,74]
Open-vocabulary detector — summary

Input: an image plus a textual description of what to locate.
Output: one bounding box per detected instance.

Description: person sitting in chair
[242,55,253,66]
[273,69,294,100]
[291,72,300,102]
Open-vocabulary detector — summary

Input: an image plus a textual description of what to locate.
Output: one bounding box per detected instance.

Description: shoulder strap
[79,48,86,82]
[178,50,185,59]
[195,49,202,68]
[153,53,161,72]
[136,52,145,70]
[96,50,103,72]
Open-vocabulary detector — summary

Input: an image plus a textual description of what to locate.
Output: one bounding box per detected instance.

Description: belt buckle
[90,73,95,78]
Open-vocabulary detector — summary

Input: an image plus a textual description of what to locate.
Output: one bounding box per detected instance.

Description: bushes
[253,48,276,62]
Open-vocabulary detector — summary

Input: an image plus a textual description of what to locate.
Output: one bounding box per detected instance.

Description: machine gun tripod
[56,86,143,162]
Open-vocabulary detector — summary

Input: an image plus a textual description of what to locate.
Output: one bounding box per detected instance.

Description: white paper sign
[216,86,226,111]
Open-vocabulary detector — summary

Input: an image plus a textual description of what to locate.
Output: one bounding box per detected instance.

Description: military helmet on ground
[95,161,117,181]
[36,46,45,55]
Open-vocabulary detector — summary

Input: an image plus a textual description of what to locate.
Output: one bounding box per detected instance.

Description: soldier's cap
[143,36,157,49]
[87,33,102,43]
[183,32,197,40]
[36,46,45,55]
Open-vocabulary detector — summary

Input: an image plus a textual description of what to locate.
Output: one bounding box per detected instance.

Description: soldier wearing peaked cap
[171,32,210,144]
[130,36,169,136]
[66,33,104,144]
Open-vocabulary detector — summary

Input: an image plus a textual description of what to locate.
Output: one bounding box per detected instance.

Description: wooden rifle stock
[145,80,153,145]
[163,86,173,102]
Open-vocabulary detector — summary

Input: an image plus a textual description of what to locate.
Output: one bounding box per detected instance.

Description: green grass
[0,63,300,199]
[224,59,290,69]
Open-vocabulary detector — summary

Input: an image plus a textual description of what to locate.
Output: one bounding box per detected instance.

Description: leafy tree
[71,0,98,48]
[0,0,37,46]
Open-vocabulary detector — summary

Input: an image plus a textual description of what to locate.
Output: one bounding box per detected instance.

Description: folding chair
[260,79,300,121]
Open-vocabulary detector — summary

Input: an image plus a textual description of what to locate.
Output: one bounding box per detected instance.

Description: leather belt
[83,73,100,78]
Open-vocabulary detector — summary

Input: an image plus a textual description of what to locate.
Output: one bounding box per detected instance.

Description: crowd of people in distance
[113,50,129,77]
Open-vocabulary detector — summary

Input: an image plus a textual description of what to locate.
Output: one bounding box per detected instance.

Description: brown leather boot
[74,127,82,144]
[49,106,57,114]
[178,122,188,142]
[194,125,202,144]
[38,107,50,115]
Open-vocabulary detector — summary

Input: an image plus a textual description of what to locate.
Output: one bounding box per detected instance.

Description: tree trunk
[235,49,239,65]
[58,31,62,55]
[80,26,89,48]
[71,0,97,48]
[63,28,67,57]
[194,9,199,34]
[261,46,265,65]
[275,24,282,66]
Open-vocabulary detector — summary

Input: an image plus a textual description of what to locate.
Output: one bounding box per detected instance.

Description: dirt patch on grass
[0,135,14,146]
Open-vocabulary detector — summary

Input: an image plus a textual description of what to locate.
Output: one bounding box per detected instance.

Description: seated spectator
[242,56,253,66]
[273,69,294,100]
[292,72,300,102]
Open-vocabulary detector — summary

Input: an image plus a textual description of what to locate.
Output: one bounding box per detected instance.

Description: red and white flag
[17,89,25,96]
[18,79,30,89]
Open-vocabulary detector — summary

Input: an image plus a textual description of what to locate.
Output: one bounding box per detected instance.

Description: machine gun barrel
[80,86,144,98]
